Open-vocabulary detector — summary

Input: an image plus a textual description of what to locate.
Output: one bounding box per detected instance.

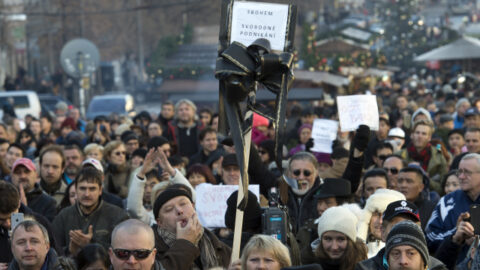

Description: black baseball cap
[314,178,351,199]
[382,200,420,222]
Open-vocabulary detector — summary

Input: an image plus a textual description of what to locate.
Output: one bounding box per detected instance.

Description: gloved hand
[352,125,370,152]
[305,138,314,152]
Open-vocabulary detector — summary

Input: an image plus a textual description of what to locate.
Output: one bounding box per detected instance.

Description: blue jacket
[425,189,480,259]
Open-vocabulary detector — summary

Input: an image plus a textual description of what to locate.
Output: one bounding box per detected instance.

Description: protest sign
[230,2,290,51]
[337,95,379,132]
[311,119,339,153]
[195,184,260,228]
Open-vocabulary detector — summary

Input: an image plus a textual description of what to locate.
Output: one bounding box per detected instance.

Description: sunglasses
[258,150,267,155]
[293,169,312,177]
[112,248,153,260]
[378,155,388,161]
[383,167,399,175]
[113,151,126,156]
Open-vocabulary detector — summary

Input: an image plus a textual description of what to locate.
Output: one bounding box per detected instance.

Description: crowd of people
[1,76,480,270]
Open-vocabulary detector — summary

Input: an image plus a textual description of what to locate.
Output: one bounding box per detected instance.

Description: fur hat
[317,206,358,242]
[357,189,405,242]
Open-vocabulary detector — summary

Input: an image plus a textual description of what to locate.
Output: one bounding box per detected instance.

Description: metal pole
[136,0,144,82]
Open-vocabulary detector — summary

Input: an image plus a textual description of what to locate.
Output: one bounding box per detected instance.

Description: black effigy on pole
[215,0,296,262]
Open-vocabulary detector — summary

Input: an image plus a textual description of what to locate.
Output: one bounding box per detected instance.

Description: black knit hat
[224,190,262,231]
[153,186,192,219]
[385,220,429,267]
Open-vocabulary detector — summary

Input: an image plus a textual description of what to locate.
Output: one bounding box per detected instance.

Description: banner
[231,2,290,51]
[195,184,260,228]
[311,119,339,153]
[337,95,379,132]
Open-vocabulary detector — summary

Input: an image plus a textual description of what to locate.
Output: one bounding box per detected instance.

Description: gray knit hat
[385,220,428,267]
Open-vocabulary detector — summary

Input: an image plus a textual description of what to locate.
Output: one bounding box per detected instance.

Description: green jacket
[397,145,448,194]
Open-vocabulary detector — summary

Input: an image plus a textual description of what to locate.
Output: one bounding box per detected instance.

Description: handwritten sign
[195,184,260,228]
[231,2,289,51]
[337,95,379,132]
[311,119,338,153]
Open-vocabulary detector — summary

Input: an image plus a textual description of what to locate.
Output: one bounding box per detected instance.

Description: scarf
[407,142,431,171]
[157,227,220,270]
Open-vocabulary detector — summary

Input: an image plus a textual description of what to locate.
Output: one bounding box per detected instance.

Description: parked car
[0,90,41,120]
[86,94,136,120]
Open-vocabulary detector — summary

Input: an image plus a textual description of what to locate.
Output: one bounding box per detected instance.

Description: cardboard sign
[337,95,379,132]
[195,184,260,228]
[311,119,339,153]
[231,2,290,51]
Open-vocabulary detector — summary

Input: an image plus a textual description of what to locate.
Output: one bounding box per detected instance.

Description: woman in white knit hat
[313,206,367,270]
[356,188,406,258]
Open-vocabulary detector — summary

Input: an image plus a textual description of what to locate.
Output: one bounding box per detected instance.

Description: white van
[0,91,42,120]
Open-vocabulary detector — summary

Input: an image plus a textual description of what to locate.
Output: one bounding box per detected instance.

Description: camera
[262,187,288,244]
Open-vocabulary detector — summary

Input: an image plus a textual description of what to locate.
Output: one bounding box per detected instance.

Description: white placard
[337,95,379,132]
[311,119,339,153]
[195,184,260,228]
[231,2,289,51]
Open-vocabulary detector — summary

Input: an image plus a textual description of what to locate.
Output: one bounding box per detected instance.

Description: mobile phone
[11,213,24,230]
[470,204,480,235]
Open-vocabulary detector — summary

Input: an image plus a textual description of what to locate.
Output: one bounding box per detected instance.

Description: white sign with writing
[195,184,260,228]
[311,119,339,153]
[337,95,379,132]
[231,1,289,51]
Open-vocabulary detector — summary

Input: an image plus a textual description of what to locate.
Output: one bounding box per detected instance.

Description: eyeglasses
[293,169,312,177]
[258,150,267,155]
[113,151,126,156]
[383,167,399,175]
[456,169,480,177]
[112,248,154,260]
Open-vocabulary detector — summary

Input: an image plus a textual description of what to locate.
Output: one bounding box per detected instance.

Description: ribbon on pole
[216,0,296,261]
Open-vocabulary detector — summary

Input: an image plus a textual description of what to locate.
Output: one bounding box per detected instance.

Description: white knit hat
[357,189,405,242]
[317,206,358,242]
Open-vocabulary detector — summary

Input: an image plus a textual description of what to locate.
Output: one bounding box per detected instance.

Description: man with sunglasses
[53,167,129,255]
[382,155,407,190]
[426,153,480,265]
[370,141,394,170]
[109,219,162,270]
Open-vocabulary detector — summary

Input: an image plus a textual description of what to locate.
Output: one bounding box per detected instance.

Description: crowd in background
[2,70,480,270]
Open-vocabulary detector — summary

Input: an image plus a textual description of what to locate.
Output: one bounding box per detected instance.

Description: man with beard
[10,158,56,221]
[39,145,67,206]
[167,99,203,158]
[52,167,128,255]
[63,144,84,184]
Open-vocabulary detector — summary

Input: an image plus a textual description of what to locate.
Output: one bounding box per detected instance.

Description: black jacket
[26,183,57,222]
[355,247,447,270]
[153,224,231,270]
[8,248,58,270]
[52,199,129,254]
